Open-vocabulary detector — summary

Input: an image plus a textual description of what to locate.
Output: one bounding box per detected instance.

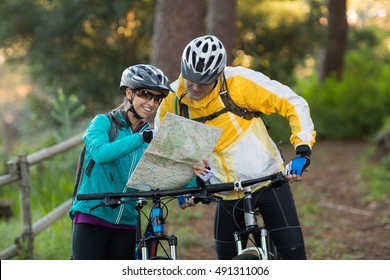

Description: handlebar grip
[77,193,108,200]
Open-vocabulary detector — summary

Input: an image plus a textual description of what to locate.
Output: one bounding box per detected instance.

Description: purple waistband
[73,212,136,230]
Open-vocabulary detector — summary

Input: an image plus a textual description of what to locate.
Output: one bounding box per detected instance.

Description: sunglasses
[135,90,164,103]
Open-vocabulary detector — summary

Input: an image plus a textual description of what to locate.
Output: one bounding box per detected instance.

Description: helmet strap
[127,98,143,120]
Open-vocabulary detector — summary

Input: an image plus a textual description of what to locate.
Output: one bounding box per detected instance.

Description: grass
[33,216,72,260]
[0,203,72,260]
[0,156,75,260]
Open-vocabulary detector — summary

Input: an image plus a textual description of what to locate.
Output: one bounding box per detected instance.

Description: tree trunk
[151,0,205,81]
[319,0,348,81]
[206,0,236,65]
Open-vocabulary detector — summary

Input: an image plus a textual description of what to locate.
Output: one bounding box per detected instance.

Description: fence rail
[0,133,83,260]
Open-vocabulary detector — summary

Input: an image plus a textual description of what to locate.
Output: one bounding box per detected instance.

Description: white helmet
[120,64,172,96]
[181,35,227,84]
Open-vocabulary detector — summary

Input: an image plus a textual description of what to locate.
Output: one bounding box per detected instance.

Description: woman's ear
[125,88,134,99]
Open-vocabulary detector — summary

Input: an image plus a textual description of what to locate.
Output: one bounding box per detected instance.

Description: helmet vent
[202,43,209,53]
[196,58,205,72]
[191,50,197,66]
[215,54,222,67]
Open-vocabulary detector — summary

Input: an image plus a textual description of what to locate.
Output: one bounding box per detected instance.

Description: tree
[206,0,237,65]
[234,0,325,85]
[0,0,155,112]
[319,0,348,81]
[151,0,205,81]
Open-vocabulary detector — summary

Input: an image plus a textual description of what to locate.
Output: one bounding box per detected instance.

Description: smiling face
[125,88,162,119]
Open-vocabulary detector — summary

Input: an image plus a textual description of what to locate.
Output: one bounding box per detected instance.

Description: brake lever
[90,202,105,212]
[193,194,222,205]
[271,172,288,188]
[89,196,122,212]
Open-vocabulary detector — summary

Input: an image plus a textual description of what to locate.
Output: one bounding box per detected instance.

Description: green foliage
[359,117,390,201]
[0,0,155,112]
[236,0,325,84]
[297,46,390,140]
[0,153,75,259]
[262,114,292,146]
[0,215,22,255]
[51,88,86,140]
[360,155,390,201]
[30,162,75,212]
[1,0,327,113]
[23,93,52,130]
[33,215,72,260]
[5,88,88,157]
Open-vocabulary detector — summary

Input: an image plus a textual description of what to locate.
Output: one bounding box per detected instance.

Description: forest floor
[171,140,390,260]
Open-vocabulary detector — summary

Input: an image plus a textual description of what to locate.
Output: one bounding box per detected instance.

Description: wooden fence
[0,133,83,260]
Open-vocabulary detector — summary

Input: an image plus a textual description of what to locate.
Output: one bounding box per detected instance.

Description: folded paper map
[127,113,222,191]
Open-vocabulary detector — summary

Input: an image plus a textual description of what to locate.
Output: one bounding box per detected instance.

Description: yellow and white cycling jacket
[155,66,316,200]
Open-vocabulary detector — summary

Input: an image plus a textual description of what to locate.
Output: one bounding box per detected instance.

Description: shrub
[296,48,390,140]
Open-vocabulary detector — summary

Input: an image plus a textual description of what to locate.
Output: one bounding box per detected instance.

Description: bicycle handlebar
[76,171,287,201]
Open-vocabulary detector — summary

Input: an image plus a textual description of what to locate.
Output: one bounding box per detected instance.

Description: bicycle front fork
[234,227,270,260]
[139,199,178,260]
[234,188,271,259]
[140,234,178,260]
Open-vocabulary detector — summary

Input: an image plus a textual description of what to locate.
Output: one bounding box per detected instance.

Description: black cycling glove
[141,129,155,143]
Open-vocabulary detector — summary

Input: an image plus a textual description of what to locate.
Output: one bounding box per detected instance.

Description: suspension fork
[234,187,257,253]
[234,187,270,259]
[140,198,178,260]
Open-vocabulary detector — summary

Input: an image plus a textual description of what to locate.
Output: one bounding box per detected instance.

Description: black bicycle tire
[149,256,172,260]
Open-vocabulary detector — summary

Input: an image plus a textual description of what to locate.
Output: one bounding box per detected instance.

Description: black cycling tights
[72,223,136,260]
[214,182,307,260]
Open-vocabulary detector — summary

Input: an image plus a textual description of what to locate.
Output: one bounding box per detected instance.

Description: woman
[70,64,207,260]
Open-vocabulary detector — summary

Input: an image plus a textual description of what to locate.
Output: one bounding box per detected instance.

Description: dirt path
[176,140,390,260]
[300,140,390,259]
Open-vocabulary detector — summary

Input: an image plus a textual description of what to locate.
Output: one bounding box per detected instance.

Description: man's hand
[193,159,214,186]
[178,159,214,209]
[284,145,311,183]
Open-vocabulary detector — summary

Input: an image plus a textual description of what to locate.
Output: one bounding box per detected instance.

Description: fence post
[17,155,34,259]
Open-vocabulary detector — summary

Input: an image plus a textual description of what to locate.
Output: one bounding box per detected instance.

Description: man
[154,35,316,259]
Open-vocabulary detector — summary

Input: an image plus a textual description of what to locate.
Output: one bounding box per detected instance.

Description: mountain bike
[76,171,286,260]
[193,172,287,260]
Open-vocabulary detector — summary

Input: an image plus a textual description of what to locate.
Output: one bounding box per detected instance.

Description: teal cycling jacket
[69,112,149,226]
